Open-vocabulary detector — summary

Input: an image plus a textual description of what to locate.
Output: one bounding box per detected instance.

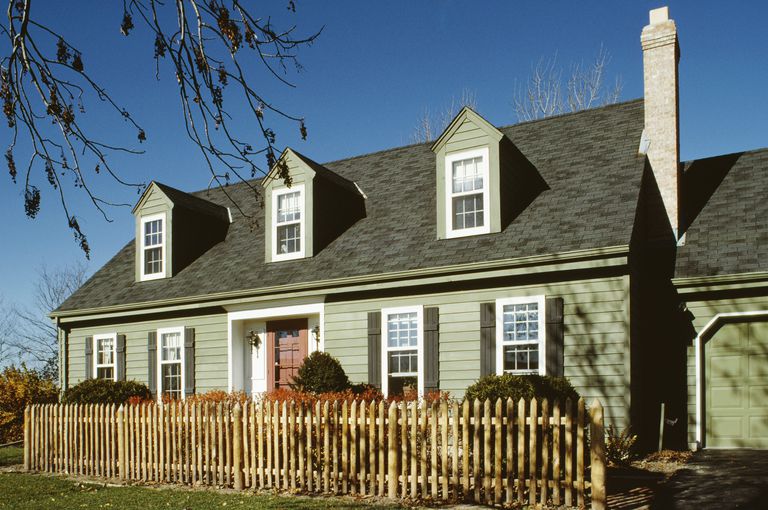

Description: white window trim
[140,212,167,281]
[271,184,306,262]
[445,147,491,239]
[495,295,546,376]
[156,326,185,401]
[93,333,117,382]
[381,305,424,398]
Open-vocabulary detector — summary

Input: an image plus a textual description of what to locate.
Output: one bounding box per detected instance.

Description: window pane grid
[386,312,418,348]
[502,302,540,342]
[162,363,182,400]
[503,344,539,373]
[388,350,418,376]
[452,157,484,193]
[276,191,301,224]
[143,219,163,247]
[452,194,484,230]
[277,224,301,254]
[161,332,182,362]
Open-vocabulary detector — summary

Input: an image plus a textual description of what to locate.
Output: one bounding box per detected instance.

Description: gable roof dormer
[432,107,540,240]
[432,107,505,239]
[132,181,230,282]
[263,148,365,263]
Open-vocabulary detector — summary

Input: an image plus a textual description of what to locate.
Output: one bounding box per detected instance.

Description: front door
[266,319,308,391]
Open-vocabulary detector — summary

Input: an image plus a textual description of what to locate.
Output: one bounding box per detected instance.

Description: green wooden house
[52,7,768,450]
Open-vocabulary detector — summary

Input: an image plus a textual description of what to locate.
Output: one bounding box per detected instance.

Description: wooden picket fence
[24,397,606,509]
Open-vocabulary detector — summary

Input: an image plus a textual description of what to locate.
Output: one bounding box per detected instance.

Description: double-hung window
[141,213,166,280]
[496,296,546,375]
[445,148,490,238]
[94,333,116,381]
[158,327,184,400]
[381,306,423,397]
[272,185,305,261]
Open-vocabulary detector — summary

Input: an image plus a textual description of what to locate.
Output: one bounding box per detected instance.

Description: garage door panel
[710,416,743,439]
[749,416,768,439]
[748,354,768,377]
[705,320,768,449]
[709,354,743,379]
[711,386,743,408]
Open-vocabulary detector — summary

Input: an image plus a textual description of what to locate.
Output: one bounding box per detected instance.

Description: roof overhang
[51,244,629,322]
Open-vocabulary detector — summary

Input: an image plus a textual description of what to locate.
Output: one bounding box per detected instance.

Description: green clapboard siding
[67,312,228,393]
[684,293,768,446]
[324,275,631,427]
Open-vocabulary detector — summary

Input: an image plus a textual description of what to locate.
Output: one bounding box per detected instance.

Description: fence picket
[387,402,397,499]
[323,401,330,493]
[451,401,459,497]
[368,401,376,496]
[399,402,407,499]
[357,400,365,496]
[577,398,585,507]
[491,399,500,504]
[410,402,417,498]
[553,400,561,506]
[472,399,481,502]
[541,399,550,507]
[517,398,525,503]
[461,400,469,498]
[349,401,356,495]
[529,398,538,507]
[441,400,449,499]
[564,398,573,507]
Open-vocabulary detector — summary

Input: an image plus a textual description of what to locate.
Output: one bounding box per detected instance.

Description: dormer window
[272,184,305,261]
[140,213,166,280]
[445,148,490,238]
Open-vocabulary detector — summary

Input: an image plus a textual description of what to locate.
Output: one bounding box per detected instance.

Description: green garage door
[706,320,768,448]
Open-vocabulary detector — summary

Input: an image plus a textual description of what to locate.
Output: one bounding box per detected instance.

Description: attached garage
[703,318,768,448]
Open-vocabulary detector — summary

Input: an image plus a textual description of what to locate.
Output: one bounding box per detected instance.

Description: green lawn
[0,472,408,509]
[0,446,23,467]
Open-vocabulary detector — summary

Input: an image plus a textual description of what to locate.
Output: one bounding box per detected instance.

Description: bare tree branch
[2,0,320,256]
[7,262,88,378]
[512,46,622,123]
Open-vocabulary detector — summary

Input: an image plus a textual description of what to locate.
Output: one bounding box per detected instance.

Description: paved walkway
[649,450,768,509]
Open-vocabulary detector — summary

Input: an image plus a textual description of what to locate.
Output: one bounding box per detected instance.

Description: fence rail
[24,397,606,509]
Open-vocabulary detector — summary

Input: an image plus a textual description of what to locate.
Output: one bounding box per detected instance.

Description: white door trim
[227,302,325,392]
[694,310,768,447]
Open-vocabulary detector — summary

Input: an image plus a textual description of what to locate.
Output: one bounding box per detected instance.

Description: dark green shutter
[184,327,195,397]
[367,312,382,390]
[545,297,565,377]
[116,334,127,381]
[84,336,93,379]
[147,332,157,396]
[424,307,440,393]
[480,303,496,377]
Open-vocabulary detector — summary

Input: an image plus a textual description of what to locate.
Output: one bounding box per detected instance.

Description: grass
[0,446,24,467]
[0,471,408,510]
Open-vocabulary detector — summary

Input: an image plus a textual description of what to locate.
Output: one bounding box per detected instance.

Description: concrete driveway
[649,450,768,509]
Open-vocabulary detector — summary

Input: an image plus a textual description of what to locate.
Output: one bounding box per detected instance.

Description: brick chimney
[641,6,681,239]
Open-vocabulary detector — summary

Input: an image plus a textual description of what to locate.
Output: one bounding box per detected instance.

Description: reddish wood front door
[266,319,308,391]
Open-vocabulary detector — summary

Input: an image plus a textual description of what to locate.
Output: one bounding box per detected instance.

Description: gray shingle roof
[57,100,646,313]
[675,148,768,279]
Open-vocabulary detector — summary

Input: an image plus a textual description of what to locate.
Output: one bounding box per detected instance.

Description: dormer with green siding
[132,181,230,282]
[431,107,541,240]
[263,148,366,263]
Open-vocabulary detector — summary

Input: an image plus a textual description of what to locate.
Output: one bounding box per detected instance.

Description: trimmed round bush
[464,374,580,404]
[62,379,152,405]
[290,351,350,394]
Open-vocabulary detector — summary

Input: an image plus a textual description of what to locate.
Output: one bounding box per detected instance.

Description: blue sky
[1,0,766,309]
